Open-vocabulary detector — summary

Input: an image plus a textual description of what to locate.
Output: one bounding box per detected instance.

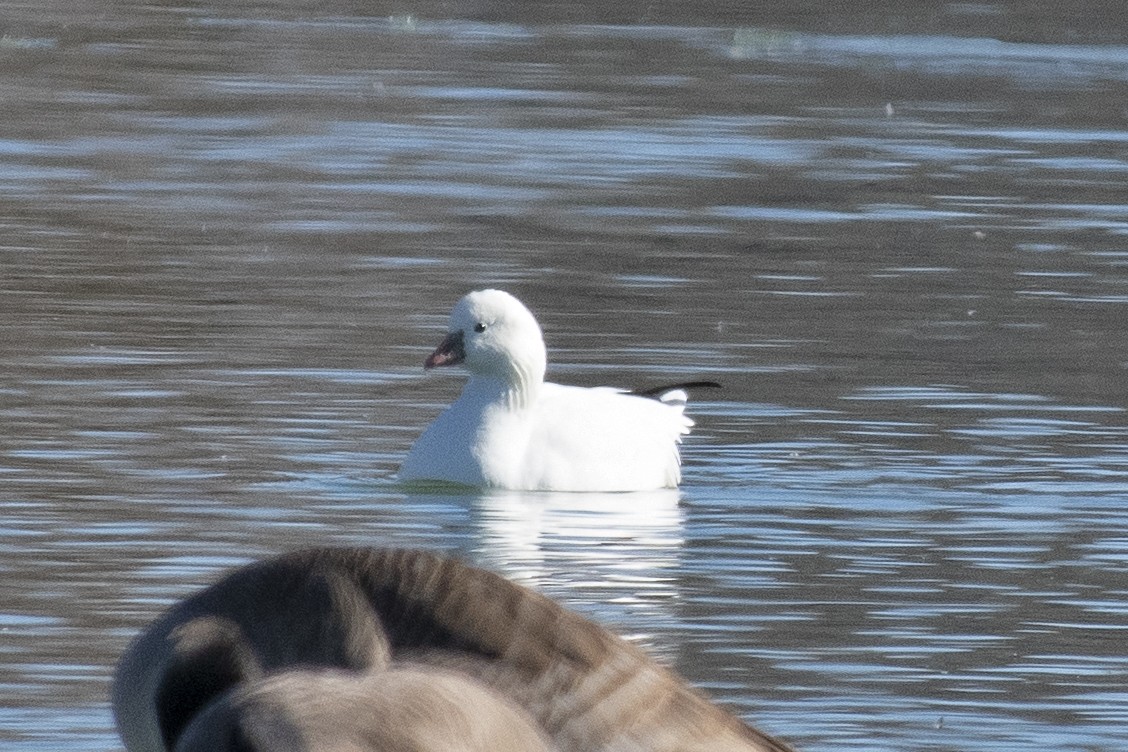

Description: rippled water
[2,3,1127,751]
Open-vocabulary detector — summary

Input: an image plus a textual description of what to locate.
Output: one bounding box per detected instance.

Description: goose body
[174,667,550,752]
[399,289,701,492]
[112,547,794,752]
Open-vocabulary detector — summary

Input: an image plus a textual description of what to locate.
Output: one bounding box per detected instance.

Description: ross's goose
[112,547,795,752]
[398,289,714,492]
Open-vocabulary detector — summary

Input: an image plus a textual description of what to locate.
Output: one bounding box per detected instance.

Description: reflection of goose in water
[399,289,716,491]
[470,489,686,624]
[113,547,793,752]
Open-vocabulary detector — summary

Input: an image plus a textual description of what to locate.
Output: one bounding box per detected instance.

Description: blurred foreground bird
[113,547,794,752]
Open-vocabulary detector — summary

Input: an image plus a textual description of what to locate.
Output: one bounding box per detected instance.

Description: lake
[2,2,1126,750]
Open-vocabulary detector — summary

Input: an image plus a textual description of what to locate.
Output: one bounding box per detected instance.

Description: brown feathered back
[113,547,795,752]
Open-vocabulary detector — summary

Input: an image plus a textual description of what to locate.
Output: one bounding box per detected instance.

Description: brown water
[2,2,1127,750]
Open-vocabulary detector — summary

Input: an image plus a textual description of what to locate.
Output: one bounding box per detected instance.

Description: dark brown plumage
[113,547,795,752]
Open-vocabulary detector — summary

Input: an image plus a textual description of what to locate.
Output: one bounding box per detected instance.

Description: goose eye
[474,322,487,333]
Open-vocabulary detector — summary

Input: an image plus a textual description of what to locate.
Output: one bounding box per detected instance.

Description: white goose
[398,289,713,492]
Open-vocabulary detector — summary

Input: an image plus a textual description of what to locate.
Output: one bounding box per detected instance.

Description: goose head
[425,289,547,392]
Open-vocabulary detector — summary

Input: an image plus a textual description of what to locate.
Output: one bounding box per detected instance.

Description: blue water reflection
[3,3,1128,752]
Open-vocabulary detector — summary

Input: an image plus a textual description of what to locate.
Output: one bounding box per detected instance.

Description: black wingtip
[631,380,722,398]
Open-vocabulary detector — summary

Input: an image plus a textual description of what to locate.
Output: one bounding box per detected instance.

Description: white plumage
[399,289,700,492]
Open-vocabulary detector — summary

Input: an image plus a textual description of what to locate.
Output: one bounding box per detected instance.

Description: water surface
[2,3,1127,751]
